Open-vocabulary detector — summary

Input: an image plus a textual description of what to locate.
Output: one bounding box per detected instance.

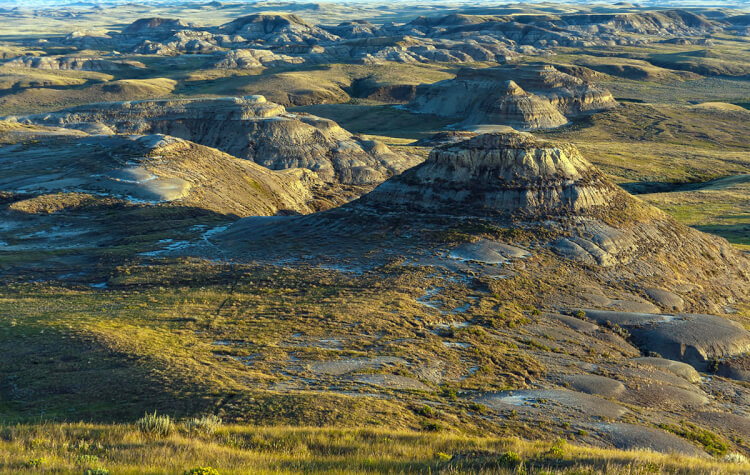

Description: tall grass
[1,422,749,474]
[136,412,174,438]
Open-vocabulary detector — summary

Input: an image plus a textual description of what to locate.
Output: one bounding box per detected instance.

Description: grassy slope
[539,103,750,183]
[292,103,454,140]
[175,63,459,106]
[1,423,748,474]
[0,66,114,91]
[0,78,176,115]
[550,36,750,82]
[0,260,543,427]
[2,254,748,471]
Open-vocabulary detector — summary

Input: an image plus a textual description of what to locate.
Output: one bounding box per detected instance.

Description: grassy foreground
[1,423,748,474]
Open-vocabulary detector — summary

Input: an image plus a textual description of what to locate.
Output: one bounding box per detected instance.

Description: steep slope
[122,17,193,36]
[15,95,419,186]
[44,9,737,66]
[358,133,621,217]
[408,64,617,130]
[0,121,318,216]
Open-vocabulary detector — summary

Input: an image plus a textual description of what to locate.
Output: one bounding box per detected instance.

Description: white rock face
[213,49,304,69]
[15,96,419,186]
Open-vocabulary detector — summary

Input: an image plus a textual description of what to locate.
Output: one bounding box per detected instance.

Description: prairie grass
[1,423,748,474]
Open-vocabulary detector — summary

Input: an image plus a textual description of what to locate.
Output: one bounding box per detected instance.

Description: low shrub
[547,439,566,458]
[25,457,46,468]
[415,405,435,417]
[184,467,220,475]
[498,451,523,468]
[83,469,110,475]
[421,421,442,432]
[723,452,748,464]
[184,415,222,435]
[137,412,174,438]
[659,423,728,456]
[75,454,99,465]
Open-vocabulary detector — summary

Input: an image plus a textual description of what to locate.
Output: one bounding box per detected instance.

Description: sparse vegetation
[137,412,175,438]
[24,457,46,468]
[184,415,223,435]
[659,423,729,457]
[498,450,524,467]
[184,467,220,475]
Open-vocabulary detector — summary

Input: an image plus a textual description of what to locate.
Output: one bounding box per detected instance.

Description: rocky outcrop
[219,14,339,45]
[4,55,146,71]
[322,20,379,39]
[413,131,479,147]
[585,310,750,370]
[134,30,228,55]
[48,9,734,65]
[408,64,617,130]
[14,96,419,186]
[122,18,194,37]
[212,49,304,69]
[359,133,622,217]
[553,10,719,35]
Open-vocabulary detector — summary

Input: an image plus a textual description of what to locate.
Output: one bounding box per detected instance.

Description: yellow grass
[1,423,748,474]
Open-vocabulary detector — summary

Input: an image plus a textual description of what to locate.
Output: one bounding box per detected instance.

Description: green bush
[498,451,523,467]
[136,411,174,438]
[659,423,728,456]
[436,452,452,462]
[184,415,222,434]
[25,457,46,468]
[723,453,748,464]
[75,454,99,465]
[184,467,220,475]
[440,387,458,400]
[469,402,485,413]
[83,469,110,475]
[547,439,566,458]
[605,321,630,339]
[421,421,442,432]
[415,405,435,417]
